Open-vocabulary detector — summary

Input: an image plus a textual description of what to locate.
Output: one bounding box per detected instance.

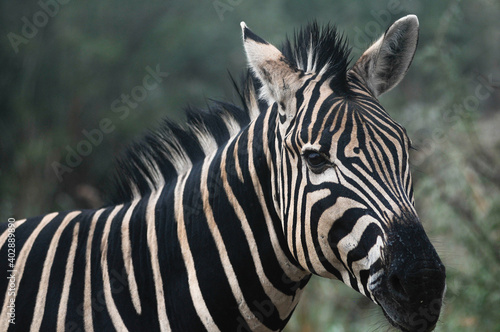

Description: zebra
[0,14,446,332]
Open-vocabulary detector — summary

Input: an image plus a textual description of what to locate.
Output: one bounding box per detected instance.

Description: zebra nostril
[388,273,408,301]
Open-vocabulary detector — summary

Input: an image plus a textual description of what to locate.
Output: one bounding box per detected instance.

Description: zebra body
[1,15,446,332]
[0,108,307,331]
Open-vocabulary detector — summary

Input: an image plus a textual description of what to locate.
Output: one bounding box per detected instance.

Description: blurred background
[1,0,499,330]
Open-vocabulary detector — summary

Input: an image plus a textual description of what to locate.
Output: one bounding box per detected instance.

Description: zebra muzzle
[373,222,446,332]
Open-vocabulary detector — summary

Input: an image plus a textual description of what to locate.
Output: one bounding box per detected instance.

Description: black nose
[386,262,445,331]
[378,221,446,332]
[388,262,446,305]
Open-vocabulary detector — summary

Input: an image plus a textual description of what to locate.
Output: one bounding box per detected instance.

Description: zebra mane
[108,22,350,204]
[282,21,351,93]
[108,72,262,204]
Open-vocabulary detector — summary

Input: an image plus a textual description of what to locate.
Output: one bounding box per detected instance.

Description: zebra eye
[303,150,329,173]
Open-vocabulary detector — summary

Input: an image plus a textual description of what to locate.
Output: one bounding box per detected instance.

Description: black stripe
[243,26,268,44]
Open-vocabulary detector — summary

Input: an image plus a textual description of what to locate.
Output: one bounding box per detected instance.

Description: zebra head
[242,16,446,332]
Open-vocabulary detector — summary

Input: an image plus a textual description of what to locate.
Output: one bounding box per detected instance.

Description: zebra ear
[351,15,419,97]
[241,22,304,116]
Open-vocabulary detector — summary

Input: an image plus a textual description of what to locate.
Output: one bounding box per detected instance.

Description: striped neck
[129,105,311,330]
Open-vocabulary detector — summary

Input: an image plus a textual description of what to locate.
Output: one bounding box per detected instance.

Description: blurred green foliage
[1,0,499,330]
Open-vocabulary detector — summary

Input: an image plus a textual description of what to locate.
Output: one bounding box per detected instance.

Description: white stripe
[121,199,142,314]
[0,219,26,250]
[175,170,221,331]
[30,211,81,331]
[101,205,129,331]
[57,222,81,332]
[336,215,376,274]
[146,190,171,332]
[351,235,384,298]
[84,209,105,332]
[232,137,245,183]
